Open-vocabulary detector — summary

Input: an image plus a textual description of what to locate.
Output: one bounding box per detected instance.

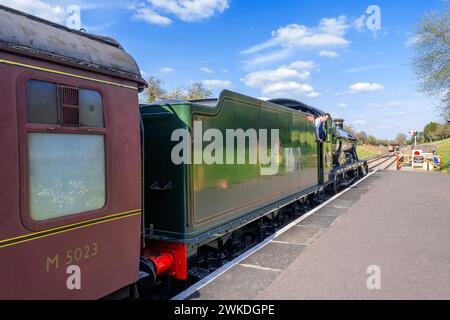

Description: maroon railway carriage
[0,6,146,299]
[0,5,368,300]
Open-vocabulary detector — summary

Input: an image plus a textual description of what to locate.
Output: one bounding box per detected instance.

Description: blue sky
[2,0,446,139]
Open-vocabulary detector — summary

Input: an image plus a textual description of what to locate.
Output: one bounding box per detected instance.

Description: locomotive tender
[0,5,367,299]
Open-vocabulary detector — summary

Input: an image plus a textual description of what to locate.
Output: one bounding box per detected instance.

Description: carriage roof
[0,5,146,90]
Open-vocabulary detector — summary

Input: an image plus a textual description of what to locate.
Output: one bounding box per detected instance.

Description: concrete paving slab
[188,265,280,300]
[336,193,366,201]
[327,198,358,208]
[276,226,326,246]
[297,215,337,228]
[316,206,348,217]
[240,242,306,271]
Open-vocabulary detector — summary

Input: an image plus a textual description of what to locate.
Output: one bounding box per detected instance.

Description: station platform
[185,171,450,300]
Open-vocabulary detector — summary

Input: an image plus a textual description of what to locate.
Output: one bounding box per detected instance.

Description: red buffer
[142,241,188,280]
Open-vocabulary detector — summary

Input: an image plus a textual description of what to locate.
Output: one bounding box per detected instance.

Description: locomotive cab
[332,119,359,166]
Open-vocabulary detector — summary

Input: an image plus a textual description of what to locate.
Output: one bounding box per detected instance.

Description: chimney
[334,118,344,130]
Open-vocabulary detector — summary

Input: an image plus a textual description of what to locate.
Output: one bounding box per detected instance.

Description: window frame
[17,71,112,232]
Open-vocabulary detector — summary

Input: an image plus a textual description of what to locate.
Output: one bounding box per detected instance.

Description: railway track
[366,154,398,171]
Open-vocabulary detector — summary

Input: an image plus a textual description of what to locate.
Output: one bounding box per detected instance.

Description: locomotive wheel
[354,168,360,180]
[137,258,157,297]
[332,176,339,194]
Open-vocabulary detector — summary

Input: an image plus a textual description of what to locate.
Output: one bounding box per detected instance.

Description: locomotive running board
[171,169,378,301]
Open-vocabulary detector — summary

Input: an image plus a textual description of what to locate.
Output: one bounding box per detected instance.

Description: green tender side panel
[190,91,318,232]
[141,90,319,243]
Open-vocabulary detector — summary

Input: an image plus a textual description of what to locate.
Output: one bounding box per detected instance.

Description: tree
[367,135,378,146]
[144,76,166,103]
[435,123,450,139]
[166,87,188,100]
[423,121,440,141]
[187,82,213,100]
[412,1,450,118]
[143,78,213,103]
[355,131,368,144]
[395,133,408,146]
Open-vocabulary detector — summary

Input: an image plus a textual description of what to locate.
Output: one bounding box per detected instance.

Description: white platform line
[293,225,326,230]
[271,240,305,246]
[238,264,283,273]
[171,170,379,301]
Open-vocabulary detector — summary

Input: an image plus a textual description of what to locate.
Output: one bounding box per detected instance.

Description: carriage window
[79,89,104,127]
[28,133,106,221]
[26,80,58,124]
[26,80,104,127]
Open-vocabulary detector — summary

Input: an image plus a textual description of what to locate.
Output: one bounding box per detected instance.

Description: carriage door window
[26,80,106,221]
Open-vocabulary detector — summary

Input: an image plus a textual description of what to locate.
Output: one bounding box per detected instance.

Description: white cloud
[133,0,229,25]
[202,79,232,89]
[337,102,347,107]
[241,38,277,55]
[349,82,384,93]
[243,60,320,99]
[318,16,349,37]
[244,68,311,88]
[366,101,402,109]
[241,16,350,66]
[0,0,67,24]
[405,35,419,47]
[200,67,214,74]
[286,60,317,70]
[385,111,406,116]
[243,60,316,88]
[342,64,385,73]
[319,50,339,58]
[353,15,366,31]
[244,48,293,67]
[244,16,350,54]
[261,82,320,98]
[133,7,172,26]
[160,67,176,73]
[352,119,368,126]
[366,102,386,109]
[273,18,350,48]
